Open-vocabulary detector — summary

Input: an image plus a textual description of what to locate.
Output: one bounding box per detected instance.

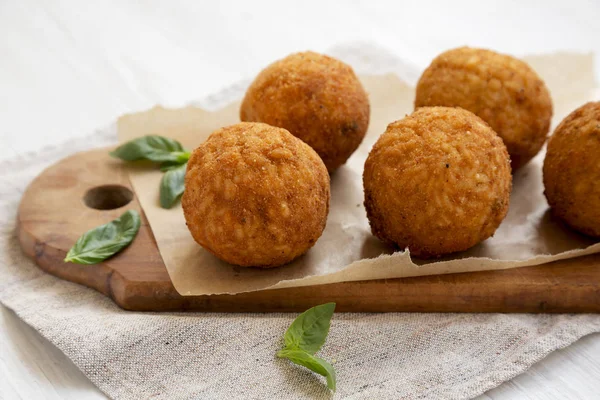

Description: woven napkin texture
[2,43,600,400]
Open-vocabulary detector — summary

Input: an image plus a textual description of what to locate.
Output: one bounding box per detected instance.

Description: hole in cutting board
[84,185,133,210]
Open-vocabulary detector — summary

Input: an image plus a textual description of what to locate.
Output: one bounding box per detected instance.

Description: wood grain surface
[17,147,600,312]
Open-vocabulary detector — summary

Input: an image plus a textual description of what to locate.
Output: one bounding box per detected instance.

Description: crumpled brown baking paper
[118,53,600,295]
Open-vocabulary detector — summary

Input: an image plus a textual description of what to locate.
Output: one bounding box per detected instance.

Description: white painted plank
[1,1,599,399]
[1,306,107,399]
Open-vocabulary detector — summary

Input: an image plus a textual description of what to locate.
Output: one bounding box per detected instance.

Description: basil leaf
[277,349,336,391]
[159,163,186,209]
[110,135,189,163]
[284,302,335,354]
[64,210,141,264]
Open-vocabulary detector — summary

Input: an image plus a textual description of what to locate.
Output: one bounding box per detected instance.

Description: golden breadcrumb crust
[415,47,552,169]
[182,122,330,267]
[240,51,370,172]
[543,102,600,237]
[363,107,512,258]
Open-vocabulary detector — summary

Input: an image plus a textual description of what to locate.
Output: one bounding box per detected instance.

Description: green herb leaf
[284,302,336,354]
[278,303,337,391]
[277,349,336,391]
[64,210,141,264]
[159,163,186,209]
[110,135,189,163]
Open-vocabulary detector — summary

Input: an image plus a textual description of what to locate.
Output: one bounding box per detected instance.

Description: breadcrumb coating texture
[240,51,370,172]
[543,102,600,237]
[182,122,330,267]
[415,47,552,169]
[363,107,512,258]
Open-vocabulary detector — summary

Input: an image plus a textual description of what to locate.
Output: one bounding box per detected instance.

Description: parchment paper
[118,53,600,295]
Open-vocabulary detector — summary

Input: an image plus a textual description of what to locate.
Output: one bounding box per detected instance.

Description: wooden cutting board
[17,147,600,312]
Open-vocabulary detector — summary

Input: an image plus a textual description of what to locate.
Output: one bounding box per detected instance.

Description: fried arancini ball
[415,47,553,170]
[543,102,600,237]
[240,51,370,172]
[363,107,512,258]
[182,122,330,267]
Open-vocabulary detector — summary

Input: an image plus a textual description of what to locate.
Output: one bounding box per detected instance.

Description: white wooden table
[1,1,599,398]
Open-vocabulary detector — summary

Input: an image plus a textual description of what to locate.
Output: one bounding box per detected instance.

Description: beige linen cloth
[1,43,600,400]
